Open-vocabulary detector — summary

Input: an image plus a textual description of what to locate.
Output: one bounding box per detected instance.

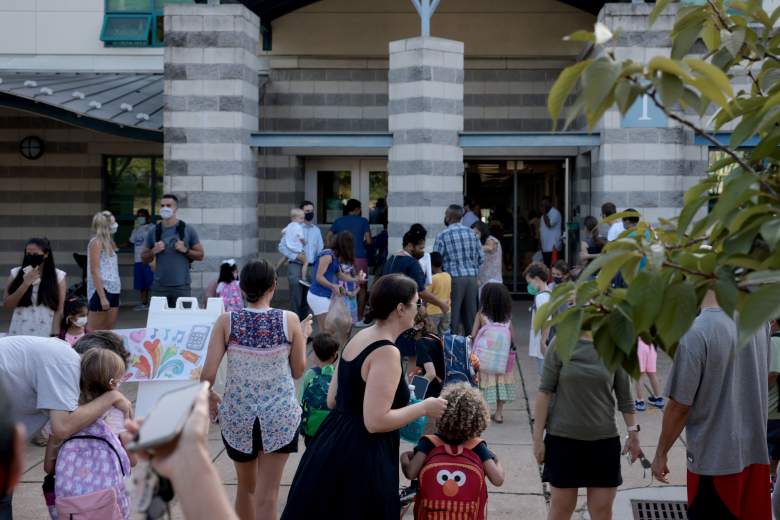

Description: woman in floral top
[201,260,311,520]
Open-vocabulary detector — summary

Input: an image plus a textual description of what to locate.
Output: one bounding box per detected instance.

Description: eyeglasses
[416,300,423,309]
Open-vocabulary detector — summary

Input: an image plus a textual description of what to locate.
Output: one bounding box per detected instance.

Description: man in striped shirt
[433,204,484,335]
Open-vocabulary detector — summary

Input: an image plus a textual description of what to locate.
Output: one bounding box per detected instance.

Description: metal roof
[0,72,163,142]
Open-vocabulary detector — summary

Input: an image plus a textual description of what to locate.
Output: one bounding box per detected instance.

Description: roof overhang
[0,72,163,142]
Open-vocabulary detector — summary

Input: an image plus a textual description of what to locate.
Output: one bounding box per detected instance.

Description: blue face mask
[527,283,540,296]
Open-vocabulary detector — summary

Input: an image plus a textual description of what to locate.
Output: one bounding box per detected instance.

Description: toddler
[339,262,359,324]
[44,348,135,519]
[300,333,340,446]
[276,208,308,280]
[425,252,451,335]
[401,382,505,518]
[216,259,243,313]
[635,338,664,411]
[58,297,89,347]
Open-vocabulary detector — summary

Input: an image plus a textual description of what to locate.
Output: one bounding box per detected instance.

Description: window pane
[368,170,388,225]
[107,0,152,11]
[101,14,151,41]
[317,171,351,224]
[105,156,163,251]
[154,0,194,9]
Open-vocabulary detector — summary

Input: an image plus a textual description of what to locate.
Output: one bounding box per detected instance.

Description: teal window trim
[102,0,193,48]
[100,13,153,44]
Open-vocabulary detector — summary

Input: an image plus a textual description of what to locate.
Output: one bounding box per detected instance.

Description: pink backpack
[54,419,130,520]
[472,321,512,374]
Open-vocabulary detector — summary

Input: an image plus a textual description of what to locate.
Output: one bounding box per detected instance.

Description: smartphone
[410,375,430,400]
[127,382,206,452]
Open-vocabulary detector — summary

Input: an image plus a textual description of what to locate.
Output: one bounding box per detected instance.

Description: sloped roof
[0,72,163,142]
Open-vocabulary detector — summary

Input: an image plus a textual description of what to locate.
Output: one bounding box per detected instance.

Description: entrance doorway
[305,158,388,225]
[464,159,570,293]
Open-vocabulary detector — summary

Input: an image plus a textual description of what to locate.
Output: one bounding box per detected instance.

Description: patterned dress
[478,236,504,290]
[8,267,66,337]
[478,317,517,405]
[216,281,244,313]
[219,308,301,454]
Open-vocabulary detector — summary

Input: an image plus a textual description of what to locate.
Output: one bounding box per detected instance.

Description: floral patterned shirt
[217,281,244,313]
[219,308,301,454]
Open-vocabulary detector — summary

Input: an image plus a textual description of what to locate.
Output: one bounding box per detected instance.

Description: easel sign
[134,296,224,418]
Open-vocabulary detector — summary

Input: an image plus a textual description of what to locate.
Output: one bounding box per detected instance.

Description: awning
[0,72,163,142]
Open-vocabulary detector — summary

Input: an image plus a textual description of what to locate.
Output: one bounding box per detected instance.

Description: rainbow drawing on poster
[114,325,213,382]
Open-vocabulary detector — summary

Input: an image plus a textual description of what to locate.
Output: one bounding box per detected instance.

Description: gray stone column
[594,3,708,224]
[387,37,464,252]
[163,3,259,294]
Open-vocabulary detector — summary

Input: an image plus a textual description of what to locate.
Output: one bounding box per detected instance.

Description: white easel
[135,296,224,418]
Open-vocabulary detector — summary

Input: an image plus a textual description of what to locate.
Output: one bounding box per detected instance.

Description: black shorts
[88,291,120,311]
[542,434,622,488]
[221,418,299,462]
[768,420,780,460]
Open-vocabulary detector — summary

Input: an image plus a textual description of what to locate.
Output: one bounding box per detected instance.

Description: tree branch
[662,261,717,279]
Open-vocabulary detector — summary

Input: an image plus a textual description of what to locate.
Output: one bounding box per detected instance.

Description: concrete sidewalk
[6,302,686,519]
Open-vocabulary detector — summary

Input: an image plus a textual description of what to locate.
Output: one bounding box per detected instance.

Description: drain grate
[631,499,688,520]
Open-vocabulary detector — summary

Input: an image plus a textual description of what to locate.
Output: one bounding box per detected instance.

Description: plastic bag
[324,294,352,346]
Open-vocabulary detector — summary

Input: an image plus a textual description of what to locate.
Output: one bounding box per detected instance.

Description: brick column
[163,3,259,294]
[387,37,464,252]
[594,3,708,223]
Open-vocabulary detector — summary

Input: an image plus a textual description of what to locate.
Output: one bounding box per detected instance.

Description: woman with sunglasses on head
[4,237,66,337]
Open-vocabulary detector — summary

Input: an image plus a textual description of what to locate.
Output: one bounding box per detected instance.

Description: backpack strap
[62,434,127,476]
[462,437,483,451]
[155,222,162,242]
[176,220,187,241]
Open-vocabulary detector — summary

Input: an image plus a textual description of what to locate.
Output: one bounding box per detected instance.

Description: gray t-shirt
[144,221,200,287]
[0,336,80,439]
[540,339,634,441]
[666,307,770,475]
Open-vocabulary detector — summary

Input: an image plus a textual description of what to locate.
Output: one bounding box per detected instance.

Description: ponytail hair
[239,260,276,304]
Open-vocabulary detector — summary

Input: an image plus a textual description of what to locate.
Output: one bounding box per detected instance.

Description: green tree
[542,0,780,374]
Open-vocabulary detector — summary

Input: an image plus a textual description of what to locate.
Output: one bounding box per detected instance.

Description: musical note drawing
[172,329,186,343]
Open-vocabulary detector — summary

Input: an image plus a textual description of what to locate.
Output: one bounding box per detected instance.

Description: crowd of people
[0,195,776,520]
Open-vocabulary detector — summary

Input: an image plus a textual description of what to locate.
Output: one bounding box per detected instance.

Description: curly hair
[436,382,490,444]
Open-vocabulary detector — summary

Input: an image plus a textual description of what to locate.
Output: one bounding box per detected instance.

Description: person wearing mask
[409,223,433,287]
[141,194,204,308]
[4,238,66,337]
[539,197,562,268]
[326,199,371,320]
[129,209,155,310]
[280,200,324,319]
[281,274,448,520]
[579,215,603,266]
[87,211,121,331]
[433,205,484,335]
[462,199,481,229]
[0,332,134,518]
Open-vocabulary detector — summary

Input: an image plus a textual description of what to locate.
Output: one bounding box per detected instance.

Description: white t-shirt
[528,291,551,360]
[281,222,305,254]
[418,252,433,286]
[130,224,154,263]
[539,207,562,252]
[607,221,625,242]
[0,336,80,438]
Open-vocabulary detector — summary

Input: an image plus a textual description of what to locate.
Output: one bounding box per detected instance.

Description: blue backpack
[442,333,477,387]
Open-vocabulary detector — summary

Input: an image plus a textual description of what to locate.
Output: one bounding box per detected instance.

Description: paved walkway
[6,302,686,519]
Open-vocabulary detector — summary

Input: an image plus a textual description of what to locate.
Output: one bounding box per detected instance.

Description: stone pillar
[387,37,464,252]
[594,3,708,224]
[163,3,259,295]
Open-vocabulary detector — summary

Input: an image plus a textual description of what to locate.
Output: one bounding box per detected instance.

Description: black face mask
[304,212,314,222]
[553,276,563,284]
[23,253,44,267]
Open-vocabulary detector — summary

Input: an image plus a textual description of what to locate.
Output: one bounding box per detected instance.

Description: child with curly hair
[401,382,505,485]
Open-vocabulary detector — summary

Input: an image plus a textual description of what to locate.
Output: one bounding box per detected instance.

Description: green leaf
[608,311,636,355]
[614,81,640,115]
[701,22,721,52]
[730,112,762,148]
[581,59,621,113]
[680,87,703,115]
[737,283,780,347]
[648,56,692,80]
[553,309,584,363]
[596,251,638,291]
[672,23,702,60]
[761,218,780,248]
[627,270,664,333]
[752,132,780,161]
[690,77,732,114]
[656,282,698,347]
[740,270,780,287]
[724,27,747,58]
[548,60,592,129]
[575,280,601,306]
[564,30,596,43]
[650,0,673,25]
[684,58,734,97]
[714,279,738,316]
[708,170,756,224]
[658,73,684,107]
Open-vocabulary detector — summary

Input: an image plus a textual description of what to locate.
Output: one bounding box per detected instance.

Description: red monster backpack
[415,435,488,520]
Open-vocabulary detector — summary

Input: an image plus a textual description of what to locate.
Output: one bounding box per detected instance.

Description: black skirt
[542,434,622,488]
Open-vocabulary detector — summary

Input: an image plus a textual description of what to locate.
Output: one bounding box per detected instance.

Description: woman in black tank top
[282,274,447,520]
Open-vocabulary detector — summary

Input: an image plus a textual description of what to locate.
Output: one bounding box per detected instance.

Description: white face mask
[160,207,174,219]
[72,316,88,328]
[109,223,118,234]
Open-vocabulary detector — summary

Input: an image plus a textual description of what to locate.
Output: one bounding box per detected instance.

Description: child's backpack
[442,333,477,387]
[301,365,334,438]
[54,419,130,520]
[472,321,512,375]
[415,435,488,520]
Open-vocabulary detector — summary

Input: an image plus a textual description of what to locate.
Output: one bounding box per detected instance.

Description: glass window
[317,171,351,224]
[368,170,388,225]
[102,0,193,47]
[100,14,152,44]
[104,156,163,251]
[107,0,152,10]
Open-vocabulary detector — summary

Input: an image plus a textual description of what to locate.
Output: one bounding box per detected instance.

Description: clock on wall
[19,136,44,160]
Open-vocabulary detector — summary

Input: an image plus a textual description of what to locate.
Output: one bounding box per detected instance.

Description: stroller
[67,253,88,298]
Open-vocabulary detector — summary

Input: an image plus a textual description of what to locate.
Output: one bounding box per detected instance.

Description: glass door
[305,158,388,225]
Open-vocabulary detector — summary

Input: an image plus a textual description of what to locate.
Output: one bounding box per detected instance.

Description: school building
[0,0,761,301]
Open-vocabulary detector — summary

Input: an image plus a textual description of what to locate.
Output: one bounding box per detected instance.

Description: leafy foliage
[544,0,780,375]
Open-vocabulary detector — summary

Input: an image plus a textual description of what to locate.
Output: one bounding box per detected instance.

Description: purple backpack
[54,419,130,520]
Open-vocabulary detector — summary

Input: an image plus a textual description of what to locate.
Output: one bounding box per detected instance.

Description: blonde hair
[79,348,126,405]
[436,382,490,444]
[290,208,304,219]
[91,211,116,256]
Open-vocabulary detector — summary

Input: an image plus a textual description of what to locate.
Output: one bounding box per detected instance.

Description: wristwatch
[627,424,641,433]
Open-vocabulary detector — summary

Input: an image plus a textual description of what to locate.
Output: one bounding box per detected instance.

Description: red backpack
[415,435,488,520]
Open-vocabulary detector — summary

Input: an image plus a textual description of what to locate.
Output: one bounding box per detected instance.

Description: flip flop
[491,414,504,424]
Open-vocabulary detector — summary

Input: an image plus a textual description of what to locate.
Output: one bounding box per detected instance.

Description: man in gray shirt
[652,291,770,519]
[142,194,204,308]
